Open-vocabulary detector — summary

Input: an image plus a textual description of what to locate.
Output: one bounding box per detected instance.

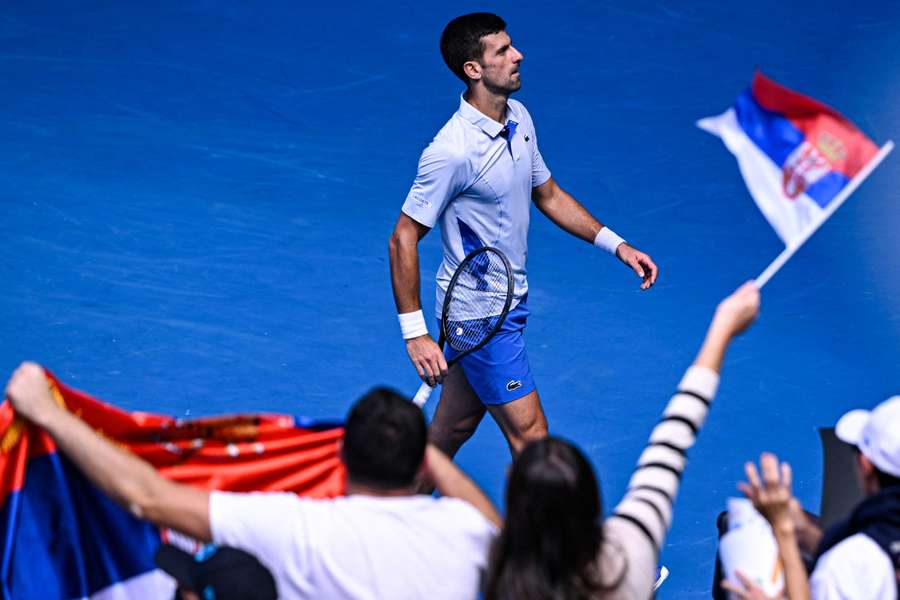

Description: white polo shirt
[210,491,497,600]
[402,96,551,314]
[810,533,896,600]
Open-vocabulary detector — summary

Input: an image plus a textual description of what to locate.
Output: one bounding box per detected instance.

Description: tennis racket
[412,246,514,407]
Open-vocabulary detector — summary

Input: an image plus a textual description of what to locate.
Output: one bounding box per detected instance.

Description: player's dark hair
[440,13,507,83]
[342,387,426,489]
[484,437,614,600]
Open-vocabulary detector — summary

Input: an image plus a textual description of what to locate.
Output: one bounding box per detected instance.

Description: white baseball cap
[835,396,900,478]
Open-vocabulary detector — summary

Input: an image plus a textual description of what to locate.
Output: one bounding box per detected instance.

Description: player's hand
[5,362,59,427]
[712,281,760,338]
[406,335,448,387]
[738,453,798,535]
[721,570,782,600]
[615,243,658,290]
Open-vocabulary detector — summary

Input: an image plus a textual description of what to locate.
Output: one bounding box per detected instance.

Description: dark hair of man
[440,13,507,83]
[873,466,900,490]
[341,387,426,489]
[484,437,611,600]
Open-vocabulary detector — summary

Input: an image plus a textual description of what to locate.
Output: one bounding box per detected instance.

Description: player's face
[476,31,523,94]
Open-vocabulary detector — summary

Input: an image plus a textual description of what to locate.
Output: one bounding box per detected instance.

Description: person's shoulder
[431,497,498,534]
[507,98,534,123]
[420,126,471,170]
[817,532,891,566]
[507,98,528,113]
[812,533,896,599]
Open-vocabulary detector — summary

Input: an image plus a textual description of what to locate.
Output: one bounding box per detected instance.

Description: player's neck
[464,87,509,125]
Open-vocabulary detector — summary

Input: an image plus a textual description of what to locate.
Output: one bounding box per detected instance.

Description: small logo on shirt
[524,134,530,142]
[506,380,522,392]
[413,195,432,209]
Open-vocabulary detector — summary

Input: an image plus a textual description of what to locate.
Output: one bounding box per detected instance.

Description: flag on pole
[698,71,893,287]
[0,370,345,599]
[698,71,883,245]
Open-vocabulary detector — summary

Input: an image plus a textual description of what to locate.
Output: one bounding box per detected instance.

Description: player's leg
[486,390,548,456]
[454,297,545,456]
[428,364,487,459]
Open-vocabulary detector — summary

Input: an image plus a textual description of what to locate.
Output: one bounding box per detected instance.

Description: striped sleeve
[607,366,719,556]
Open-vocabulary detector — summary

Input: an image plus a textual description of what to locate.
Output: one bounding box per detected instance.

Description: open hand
[739,452,798,534]
[616,243,658,290]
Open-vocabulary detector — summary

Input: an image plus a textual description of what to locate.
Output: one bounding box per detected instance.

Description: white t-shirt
[210,491,497,600]
[401,96,552,315]
[810,533,896,600]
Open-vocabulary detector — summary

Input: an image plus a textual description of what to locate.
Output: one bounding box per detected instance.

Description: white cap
[835,396,900,478]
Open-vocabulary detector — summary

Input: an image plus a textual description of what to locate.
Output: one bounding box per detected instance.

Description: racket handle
[412,381,435,408]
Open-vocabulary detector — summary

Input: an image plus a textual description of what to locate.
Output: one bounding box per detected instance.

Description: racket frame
[412,246,514,408]
[438,246,515,364]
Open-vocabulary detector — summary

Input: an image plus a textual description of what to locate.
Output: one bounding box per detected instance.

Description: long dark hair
[484,437,607,600]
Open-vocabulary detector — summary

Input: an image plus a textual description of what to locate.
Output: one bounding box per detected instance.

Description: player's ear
[463,60,482,82]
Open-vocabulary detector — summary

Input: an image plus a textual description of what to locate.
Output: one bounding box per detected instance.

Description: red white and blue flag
[0,370,345,599]
[698,72,887,247]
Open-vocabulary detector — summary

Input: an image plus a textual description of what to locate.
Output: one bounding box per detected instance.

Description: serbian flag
[698,72,892,284]
[0,369,344,599]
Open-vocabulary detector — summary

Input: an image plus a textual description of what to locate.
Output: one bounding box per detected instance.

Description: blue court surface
[2,1,899,596]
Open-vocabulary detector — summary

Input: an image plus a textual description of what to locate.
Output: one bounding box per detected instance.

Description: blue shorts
[442,295,536,406]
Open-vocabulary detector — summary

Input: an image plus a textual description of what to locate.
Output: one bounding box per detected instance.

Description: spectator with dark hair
[730,397,900,600]
[484,281,760,599]
[3,376,501,600]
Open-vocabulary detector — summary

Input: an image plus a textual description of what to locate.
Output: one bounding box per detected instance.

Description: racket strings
[445,250,511,353]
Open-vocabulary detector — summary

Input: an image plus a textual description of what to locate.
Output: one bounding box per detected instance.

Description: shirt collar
[458,94,509,138]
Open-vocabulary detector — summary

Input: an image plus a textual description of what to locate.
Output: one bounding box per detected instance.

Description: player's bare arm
[4,362,213,542]
[532,176,659,290]
[388,213,449,386]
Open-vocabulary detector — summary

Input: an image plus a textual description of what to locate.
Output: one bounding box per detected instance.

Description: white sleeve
[209,491,307,575]
[401,142,469,228]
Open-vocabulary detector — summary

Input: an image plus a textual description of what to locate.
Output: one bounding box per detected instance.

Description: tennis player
[389,13,658,457]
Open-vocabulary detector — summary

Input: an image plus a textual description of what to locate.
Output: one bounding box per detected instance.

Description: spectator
[484,281,761,599]
[3,375,501,600]
[731,396,900,599]
[723,453,810,600]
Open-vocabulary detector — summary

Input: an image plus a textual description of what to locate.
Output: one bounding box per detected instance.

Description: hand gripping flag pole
[755,140,893,288]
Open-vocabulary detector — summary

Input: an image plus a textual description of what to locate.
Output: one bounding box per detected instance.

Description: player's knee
[519,409,548,439]
[507,419,548,455]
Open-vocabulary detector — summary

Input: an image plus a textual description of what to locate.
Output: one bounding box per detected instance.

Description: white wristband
[593,227,626,255]
[398,310,429,340]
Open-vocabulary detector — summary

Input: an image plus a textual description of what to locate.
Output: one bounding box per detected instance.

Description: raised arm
[531,177,658,289]
[604,282,759,595]
[723,453,811,600]
[4,362,212,542]
[423,443,501,527]
[389,213,448,386]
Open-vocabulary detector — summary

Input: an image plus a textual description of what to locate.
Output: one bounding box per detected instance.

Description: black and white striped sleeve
[607,365,719,556]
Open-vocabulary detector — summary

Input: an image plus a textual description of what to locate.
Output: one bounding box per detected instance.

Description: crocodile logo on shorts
[506,380,522,392]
